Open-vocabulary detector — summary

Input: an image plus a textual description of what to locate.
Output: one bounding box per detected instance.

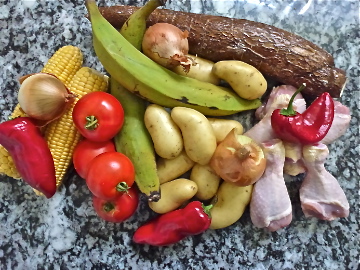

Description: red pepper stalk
[0,117,56,198]
[133,201,212,246]
[271,84,335,145]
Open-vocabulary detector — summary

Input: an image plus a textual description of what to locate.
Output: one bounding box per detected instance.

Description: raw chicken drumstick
[254,85,306,120]
[250,139,292,231]
[320,101,351,145]
[300,143,349,220]
[283,141,306,176]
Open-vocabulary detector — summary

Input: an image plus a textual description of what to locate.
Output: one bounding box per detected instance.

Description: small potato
[172,54,220,85]
[157,150,195,184]
[213,60,267,100]
[210,181,253,229]
[171,107,217,165]
[190,164,221,201]
[144,104,183,159]
[148,178,198,214]
[208,118,244,143]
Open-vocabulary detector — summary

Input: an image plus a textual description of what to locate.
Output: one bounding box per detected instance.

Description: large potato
[144,104,183,159]
[172,54,220,85]
[190,164,221,201]
[213,60,267,100]
[157,150,195,184]
[208,118,244,143]
[148,178,198,214]
[171,107,217,165]
[210,181,253,229]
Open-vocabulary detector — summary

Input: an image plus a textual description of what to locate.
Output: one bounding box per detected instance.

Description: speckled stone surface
[0,0,359,269]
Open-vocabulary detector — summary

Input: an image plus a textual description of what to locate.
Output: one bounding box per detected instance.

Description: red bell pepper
[0,117,56,198]
[133,201,212,246]
[271,84,334,145]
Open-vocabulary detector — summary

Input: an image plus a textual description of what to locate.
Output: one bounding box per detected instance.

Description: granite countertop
[0,0,359,269]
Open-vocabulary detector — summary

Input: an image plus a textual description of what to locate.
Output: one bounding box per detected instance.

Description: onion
[142,23,193,71]
[18,73,75,123]
[210,128,266,186]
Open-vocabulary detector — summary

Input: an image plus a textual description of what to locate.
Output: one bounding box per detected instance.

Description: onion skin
[210,128,266,186]
[17,73,75,124]
[142,22,193,70]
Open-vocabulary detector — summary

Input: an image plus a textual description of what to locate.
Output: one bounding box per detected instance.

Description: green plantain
[111,78,160,202]
[110,0,164,202]
[85,0,261,116]
[119,0,166,50]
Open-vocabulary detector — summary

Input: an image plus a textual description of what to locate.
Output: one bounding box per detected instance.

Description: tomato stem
[85,115,99,130]
[116,182,130,193]
[103,202,115,212]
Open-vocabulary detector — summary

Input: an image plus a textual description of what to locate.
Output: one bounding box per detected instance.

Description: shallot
[210,128,266,186]
[142,23,193,70]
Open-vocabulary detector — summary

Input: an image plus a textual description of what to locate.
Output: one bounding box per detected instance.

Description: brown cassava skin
[97,6,347,99]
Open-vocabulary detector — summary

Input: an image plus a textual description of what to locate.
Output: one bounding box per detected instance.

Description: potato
[190,164,221,200]
[212,60,267,100]
[148,178,198,214]
[171,107,217,165]
[144,104,183,159]
[157,150,195,184]
[208,118,244,143]
[210,181,253,229]
[172,54,220,85]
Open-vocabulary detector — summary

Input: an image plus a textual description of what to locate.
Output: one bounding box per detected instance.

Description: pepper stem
[280,83,306,116]
[85,115,99,130]
[202,203,213,217]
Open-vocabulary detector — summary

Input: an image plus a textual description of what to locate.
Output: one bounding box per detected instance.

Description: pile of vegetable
[0,0,352,247]
[71,92,139,222]
[0,45,109,197]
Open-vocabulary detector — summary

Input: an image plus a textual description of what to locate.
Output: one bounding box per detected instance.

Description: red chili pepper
[0,117,56,198]
[133,201,212,246]
[271,84,334,145]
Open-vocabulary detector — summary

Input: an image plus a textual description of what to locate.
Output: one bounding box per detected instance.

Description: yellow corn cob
[44,67,109,188]
[0,147,21,179]
[0,45,83,179]
[41,45,84,88]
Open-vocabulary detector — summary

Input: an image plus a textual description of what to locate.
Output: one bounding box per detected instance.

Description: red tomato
[73,139,116,179]
[72,92,124,142]
[86,152,135,200]
[93,187,139,222]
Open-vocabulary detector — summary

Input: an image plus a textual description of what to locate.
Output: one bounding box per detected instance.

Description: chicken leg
[300,143,349,220]
[250,139,292,231]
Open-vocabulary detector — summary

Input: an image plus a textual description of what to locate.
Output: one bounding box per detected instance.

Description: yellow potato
[172,54,220,85]
[148,178,198,214]
[157,150,195,184]
[144,104,183,159]
[210,181,253,229]
[208,118,244,143]
[190,163,221,200]
[212,60,267,100]
[171,107,217,165]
